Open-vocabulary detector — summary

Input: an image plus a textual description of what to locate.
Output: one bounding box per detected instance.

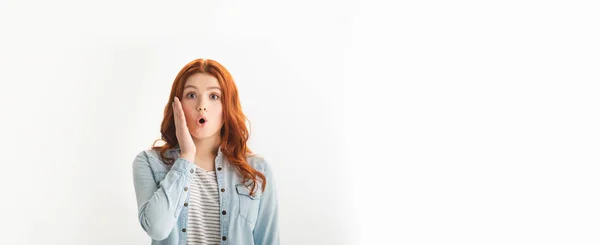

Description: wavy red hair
[151,58,266,196]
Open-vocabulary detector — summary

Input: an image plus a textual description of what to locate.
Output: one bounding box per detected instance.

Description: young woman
[132,58,280,245]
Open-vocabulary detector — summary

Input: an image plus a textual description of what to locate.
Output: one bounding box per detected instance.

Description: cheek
[181,106,196,121]
[211,108,223,122]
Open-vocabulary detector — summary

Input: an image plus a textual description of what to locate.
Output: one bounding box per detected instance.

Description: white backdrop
[1,0,599,244]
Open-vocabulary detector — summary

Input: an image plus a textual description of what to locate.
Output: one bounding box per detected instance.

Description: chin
[191,130,218,139]
[191,133,208,139]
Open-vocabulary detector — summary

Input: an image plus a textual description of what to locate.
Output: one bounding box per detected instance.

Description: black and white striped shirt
[187,168,221,245]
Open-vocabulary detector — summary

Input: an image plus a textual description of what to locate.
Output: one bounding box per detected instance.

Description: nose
[196,96,209,114]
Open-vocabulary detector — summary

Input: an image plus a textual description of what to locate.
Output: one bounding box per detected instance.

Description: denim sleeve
[132,151,195,240]
[253,160,281,245]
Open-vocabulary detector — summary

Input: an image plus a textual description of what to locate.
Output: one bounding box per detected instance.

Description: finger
[172,99,178,123]
[173,99,182,130]
[174,97,187,128]
[175,99,187,125]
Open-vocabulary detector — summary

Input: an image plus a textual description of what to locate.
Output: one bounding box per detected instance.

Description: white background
[1,0,599,244]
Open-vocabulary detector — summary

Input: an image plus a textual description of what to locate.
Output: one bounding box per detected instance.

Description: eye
[186,92,197,99]
[210,94,220,100]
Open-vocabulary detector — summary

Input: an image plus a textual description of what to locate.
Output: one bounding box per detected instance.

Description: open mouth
[199,118,206,124]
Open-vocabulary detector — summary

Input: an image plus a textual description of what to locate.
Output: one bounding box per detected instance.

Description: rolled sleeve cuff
[171,157,197,178]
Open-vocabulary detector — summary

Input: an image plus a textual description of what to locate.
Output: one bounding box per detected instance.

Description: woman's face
[180,73,224,140]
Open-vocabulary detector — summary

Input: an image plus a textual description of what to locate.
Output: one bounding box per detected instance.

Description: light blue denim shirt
[132,146,280,245]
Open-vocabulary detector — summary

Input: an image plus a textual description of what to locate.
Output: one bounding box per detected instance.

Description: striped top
[187,167,221,245]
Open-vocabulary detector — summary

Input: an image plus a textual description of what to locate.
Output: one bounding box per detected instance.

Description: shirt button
[184,203,188,207]
[182,228,186,232]
[184,187,188,191]
[221,188,225,192]
[217,167,222,171]
[222,210,227,215]
[190,169,194,173]
[222,236,227,241]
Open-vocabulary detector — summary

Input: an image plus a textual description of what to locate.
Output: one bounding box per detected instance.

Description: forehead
[184,73,220,89]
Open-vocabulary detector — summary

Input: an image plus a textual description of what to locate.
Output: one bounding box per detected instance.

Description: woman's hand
[172,97,196,162]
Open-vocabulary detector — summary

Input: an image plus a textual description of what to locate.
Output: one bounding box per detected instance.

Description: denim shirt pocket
[235,183,263,224]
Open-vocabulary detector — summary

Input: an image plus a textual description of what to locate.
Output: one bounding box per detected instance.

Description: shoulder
[133,149,160,162]
[245,153,274,175]
[245,153,279,192]
[133,148,176,168]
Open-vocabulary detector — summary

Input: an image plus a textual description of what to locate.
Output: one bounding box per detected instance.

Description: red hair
[151,58,266,196]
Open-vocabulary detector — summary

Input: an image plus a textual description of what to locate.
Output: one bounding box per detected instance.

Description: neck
[193,134,221,161]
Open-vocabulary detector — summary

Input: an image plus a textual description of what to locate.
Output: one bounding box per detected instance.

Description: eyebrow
[184,85,222,91]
